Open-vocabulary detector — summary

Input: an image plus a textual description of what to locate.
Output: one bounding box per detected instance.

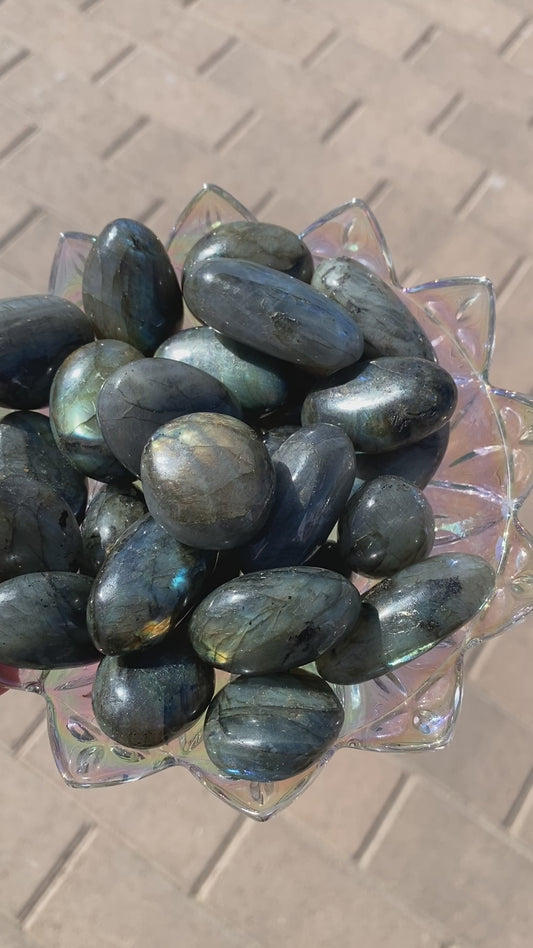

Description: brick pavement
[0,1,533,945]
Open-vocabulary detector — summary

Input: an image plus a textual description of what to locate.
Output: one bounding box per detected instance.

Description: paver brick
[399,0,524,48]
[491,264,533,393]
[470,617,533,734]
[294,0,432,59]
[469,173,533,255]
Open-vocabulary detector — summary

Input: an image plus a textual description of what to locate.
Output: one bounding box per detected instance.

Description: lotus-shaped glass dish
[2,184,532,821]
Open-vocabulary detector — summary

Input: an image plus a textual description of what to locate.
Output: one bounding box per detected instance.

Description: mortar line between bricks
[353,772,414,868]
[18,823,98,928]
[402,24,439,64]
[197,35,238,76]
[426,93,464,136]
[11,710,47,759]
[498,15,532,59]
[92,43,137,84]
[0,47,30,79]
[0,124,39,164]
[0,207,43,254]
[363,178,391,209]
[454,169,492,220]
[494,254,532,306]
[214,107,257,153]
[189,815,253,901]
[301,29,338,69]
[79,0,103,10]
[320,98,363,144]
[502,764,533,832]
[100,115,150,160]
[137,197,166,226]
[251,188,277,217]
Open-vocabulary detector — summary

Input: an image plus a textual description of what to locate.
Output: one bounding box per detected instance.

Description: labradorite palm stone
[92,639,215,748]
[87,514,213,655]
[141,412,276,550]
[316,554,495,684]
[0,474,82,581]
[338,475,434,577]
[97,357,242,477]
[189,567,361,675]
[182,258,364,375]
[155,326,290,414]
[182,220,314,284]
[0,411,87,521]
[203,670,344,781]
[353,423,450,490]
[312,257,435,361]
[240,423,355,571]
[49,339,143,482]
[0,295,93,409]
[302,357,457,453]
[0,572,97,668]
[82,218,183,355]
[80,484,147,576]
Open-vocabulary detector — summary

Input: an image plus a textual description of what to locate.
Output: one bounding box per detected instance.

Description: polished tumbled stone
[189,567,361,674]
[183,220,314,284]
[0,411,87,521]
[0,295,93,409]
[0,474,82,581]
[141,412,276,550]
[353,423,450,490]
[312,257,435,361]
[240,423,355,571]
[155,326,290,414]
[82,218,182,356]
[302,357,457,453]
[87,513,214,655]
[0,572,97,668]
[339,475,435,577]
[49,339,143,482]
[97,356,241,477]
[92,638,215,748]
[261,424,300,456]
[80,483,147,576]
[316,553,495,684]
[203,670,344,781]
[183,258,364,376]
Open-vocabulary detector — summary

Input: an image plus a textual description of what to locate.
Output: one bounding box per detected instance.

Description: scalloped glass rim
[5,183,532,821]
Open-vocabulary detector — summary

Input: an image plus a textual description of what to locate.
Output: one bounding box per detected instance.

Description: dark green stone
[82,218,183,356]
[0,572,97,669]
[189,566,361,674]
[312,257,435,360]
[92,638,215,748]
[316,554,495,684]
[302,357,457,453]
[183,220,314,284]
[87,514,214,655]
[203,670,344,781]
[141,413,276,550]
[80,484,147,576]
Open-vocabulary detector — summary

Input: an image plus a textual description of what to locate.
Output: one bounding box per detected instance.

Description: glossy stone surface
[155,326,290,414]
[92,638,215,748]
[339,475,435,577]
[353,423,450,490]
[183,258,364,376]
[0,474,82,580]
[240,424,355,571]
[312,257,435,361]
[203,670,344,781]
[189,566,361,674]
[316,553,495,684]
[0,411,87,521]
[87,514,214,655]
[49,339,143,482]
[82,218,182,355]
[183,220,314,284]
[141,413,276,550]
[302,357,457,453]
[80,484,147,576]
[0,572,97,668]
[98,357,242,477]
[0,295,93,409]
[261,424,300,456]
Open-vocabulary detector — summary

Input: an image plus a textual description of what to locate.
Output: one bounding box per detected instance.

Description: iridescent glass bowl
[2,184,532,821]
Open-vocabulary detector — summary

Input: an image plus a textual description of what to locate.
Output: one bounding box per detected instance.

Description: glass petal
[300,199,398,284]
[166,183,256,281]
[491,388,533,507]
[48,231,95,308]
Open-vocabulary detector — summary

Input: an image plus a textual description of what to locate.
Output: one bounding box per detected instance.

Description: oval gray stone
[80,483,147,576]
[183,258,364,376]
[302,357,457,453]
[316,553,496,684]
[189,566,361,674]
[203,670,344,781]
